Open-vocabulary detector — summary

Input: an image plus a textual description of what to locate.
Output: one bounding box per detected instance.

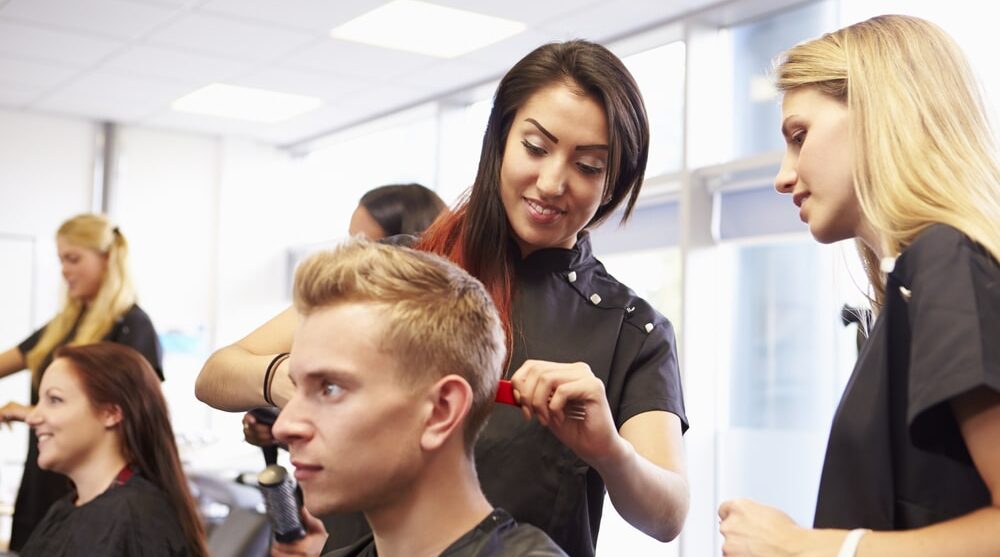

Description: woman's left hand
[1,401,31,425]
[509,360,622,465]
[718,498,828,557]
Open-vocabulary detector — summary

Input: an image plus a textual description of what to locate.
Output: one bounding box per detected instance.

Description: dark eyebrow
[525,118,608,152]
[525,118,558,143]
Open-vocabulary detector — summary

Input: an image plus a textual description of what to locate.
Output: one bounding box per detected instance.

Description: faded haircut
[293,239,505,451]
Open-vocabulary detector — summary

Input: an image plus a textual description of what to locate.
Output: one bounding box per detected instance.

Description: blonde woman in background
[718,15,1000,557]
[0,213,162,552]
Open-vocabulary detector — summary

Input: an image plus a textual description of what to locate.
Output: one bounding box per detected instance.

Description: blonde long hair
[775,14,1000,305]
[26,214,137,385]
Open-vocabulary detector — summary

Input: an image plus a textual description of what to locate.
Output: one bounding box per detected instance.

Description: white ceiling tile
[202,0,384,32]
[147,12,317,62]
[250,105,364,146]
[1,0,177,40]
[0,86,38,107]
[228,66,374,102]
[34,70,193,122]
[119,0,198,7]
[458,28,558,67]
[102,45,251,83]
[144,108,266,139]
[394,59,500,98]
[285,38,436,80]
[535,0,710,42]
[331,82,432,124]
[34,93,158,122]
[431,0,603,27]
[61,70,192,101]
[0,56,80,89]
[0,21,124,66]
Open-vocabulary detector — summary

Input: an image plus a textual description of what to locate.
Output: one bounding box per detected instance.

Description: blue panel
[718,186,807,239]
[589,201,679,254]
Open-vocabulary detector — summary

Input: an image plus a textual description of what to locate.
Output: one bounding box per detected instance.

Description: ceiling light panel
[330,0,525,58]
[171,83,322,123]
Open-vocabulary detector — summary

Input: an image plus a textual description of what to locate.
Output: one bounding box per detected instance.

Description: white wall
[110,126,224,456]
[0,108,96,330]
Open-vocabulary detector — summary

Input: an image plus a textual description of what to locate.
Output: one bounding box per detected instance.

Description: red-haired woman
[18,342,206,557]
[197,40,689,557]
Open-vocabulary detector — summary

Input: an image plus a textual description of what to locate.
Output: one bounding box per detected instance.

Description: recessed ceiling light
[170,84,322,123]
[330,0,525,58]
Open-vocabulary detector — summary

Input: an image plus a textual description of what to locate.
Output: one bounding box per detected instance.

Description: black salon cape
[10,304,163,552]
[18,474,191,557]
[814,224,1000,529]
[325,509,567,557]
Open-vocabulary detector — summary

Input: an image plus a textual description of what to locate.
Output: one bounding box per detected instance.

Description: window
[623,41,686,177]
[729,0,837,158]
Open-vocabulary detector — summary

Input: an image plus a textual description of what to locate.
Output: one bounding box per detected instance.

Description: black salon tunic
[475,234,688,557]
[18,474,191,557]
[10,304,163,552]
[326,509,567,557]
[814,224,1000,530]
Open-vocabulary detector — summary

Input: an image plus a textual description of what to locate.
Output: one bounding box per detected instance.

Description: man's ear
[100,404,124,429]
[420,375,473,452]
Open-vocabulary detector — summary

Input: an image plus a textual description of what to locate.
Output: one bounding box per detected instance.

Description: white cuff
[836,528,871,557]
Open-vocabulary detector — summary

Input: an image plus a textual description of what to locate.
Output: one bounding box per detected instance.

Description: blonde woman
[0,213,162,552]
[718,15,1000,557]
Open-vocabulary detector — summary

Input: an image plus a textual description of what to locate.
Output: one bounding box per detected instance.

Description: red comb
[495,379,516,405]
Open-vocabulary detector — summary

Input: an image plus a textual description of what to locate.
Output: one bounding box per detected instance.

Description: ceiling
[0,0,724,149]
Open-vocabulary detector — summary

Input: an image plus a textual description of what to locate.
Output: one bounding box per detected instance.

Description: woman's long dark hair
[360,183,446,237]
[418,40,650,343]
[54,342,209,557]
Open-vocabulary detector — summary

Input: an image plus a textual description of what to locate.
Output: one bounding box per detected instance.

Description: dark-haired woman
[197,40,689,557]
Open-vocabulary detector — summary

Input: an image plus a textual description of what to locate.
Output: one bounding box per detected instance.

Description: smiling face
[272,302,426,516]
[57,237,108,302]
[27,359,119,476]
[775,87,864,244]
[499,81,609,256]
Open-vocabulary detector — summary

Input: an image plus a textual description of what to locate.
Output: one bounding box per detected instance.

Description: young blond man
[271,240,566,557]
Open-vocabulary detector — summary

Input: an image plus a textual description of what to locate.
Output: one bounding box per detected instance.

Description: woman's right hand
[242,411,278,447]
[1,401,31,425]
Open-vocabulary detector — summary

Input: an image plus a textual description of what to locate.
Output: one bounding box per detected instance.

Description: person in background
[19,342,206,556]
[0,213,162,552]
[719,15,1000,557]
[269,240,566,557]
[348,182,447,240]
[197,40,689,557]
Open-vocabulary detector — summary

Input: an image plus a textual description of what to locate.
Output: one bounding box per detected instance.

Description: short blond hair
[293,239,505,450]
[775,15,1000,306]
